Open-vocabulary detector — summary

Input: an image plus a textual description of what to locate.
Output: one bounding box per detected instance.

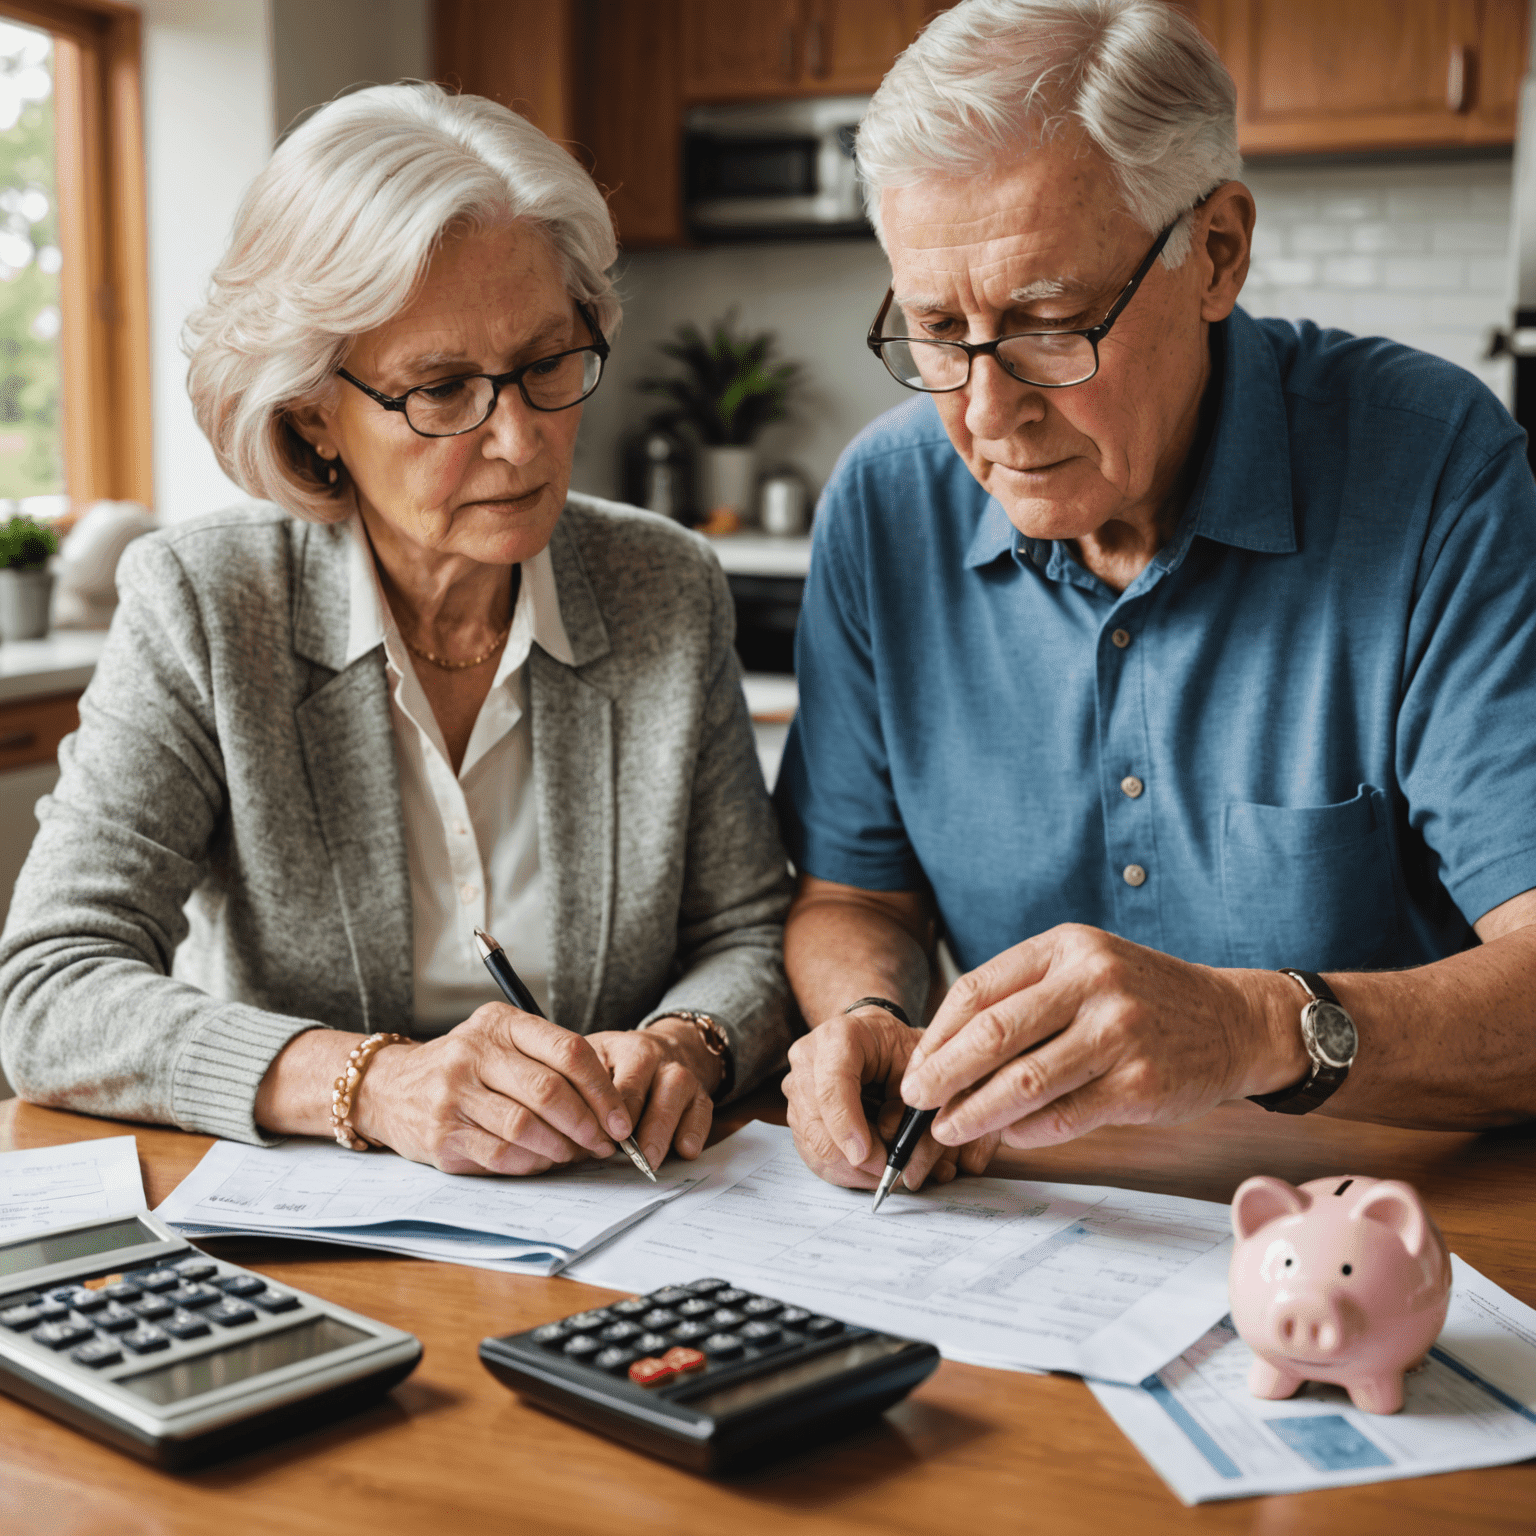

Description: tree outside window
[0,18,61,502]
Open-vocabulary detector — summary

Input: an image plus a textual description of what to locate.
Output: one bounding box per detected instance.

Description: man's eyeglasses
[866,221,1176,394]
[336,302,610,438]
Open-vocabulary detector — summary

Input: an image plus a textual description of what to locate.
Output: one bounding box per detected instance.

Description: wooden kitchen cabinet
[1190,0,1527,155]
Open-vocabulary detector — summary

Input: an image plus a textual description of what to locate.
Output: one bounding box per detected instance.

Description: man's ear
[1196,179,1255,324]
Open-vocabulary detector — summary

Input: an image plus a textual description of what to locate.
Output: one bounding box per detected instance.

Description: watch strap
[843,996,917,1029]
[1248,970,1353,1115]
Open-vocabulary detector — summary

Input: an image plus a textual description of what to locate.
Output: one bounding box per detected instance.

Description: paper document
[0,1138,146,1239]
[1088,1256,1536,1504]
[566,1122,1235,1383]
[155,1137,700,1277]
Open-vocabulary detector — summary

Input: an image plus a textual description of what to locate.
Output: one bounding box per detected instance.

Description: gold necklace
[402,623,511,671]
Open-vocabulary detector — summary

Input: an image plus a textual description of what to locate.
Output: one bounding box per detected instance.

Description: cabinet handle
[1446,46,1470,113]
[807,17,826,78]
[0,730,38,752]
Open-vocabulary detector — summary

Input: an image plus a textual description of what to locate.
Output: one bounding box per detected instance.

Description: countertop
[0,631,108,705]
[704,533,811,578]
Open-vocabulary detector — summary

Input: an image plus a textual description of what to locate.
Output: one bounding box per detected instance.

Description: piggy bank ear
[1231,1176,1308,1240]
[1350,1181,1428,1257]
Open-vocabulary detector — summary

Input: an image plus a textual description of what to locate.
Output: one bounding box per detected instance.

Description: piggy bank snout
[1272,1290,1356,1356]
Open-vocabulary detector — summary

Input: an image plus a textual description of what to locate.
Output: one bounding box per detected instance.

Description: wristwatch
[645,1010,733,1102]
[1247,970,1358,1115]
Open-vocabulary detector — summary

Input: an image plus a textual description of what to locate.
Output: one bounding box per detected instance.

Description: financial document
[0,1138,146,1239]
[567,1123,1235,1383]
[155,1137,700,1277]
[1089,1256,1536,1503]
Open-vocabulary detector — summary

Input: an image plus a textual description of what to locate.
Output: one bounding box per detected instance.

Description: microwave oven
[684,97,872,239]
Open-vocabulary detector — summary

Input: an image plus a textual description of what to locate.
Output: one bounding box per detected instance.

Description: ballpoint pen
[870,1105,938,1214]
[473,927,657,1183]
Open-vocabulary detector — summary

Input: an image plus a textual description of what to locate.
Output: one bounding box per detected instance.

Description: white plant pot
[0,567,54,642]
[699,445,758,520]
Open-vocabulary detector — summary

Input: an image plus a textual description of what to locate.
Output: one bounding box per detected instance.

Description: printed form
[0,1138,146,1239]
[156,1137,699,1276]
[1088,1256,1536,1503]
[567,1123,1235,1383]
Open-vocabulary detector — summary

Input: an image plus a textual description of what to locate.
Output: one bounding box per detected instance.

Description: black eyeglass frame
[336,302,611,437]
[866,220,1177,393]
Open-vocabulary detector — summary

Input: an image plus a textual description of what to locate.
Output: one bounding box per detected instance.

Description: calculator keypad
[0,1251,331,1397]
[514,1277,861,1396]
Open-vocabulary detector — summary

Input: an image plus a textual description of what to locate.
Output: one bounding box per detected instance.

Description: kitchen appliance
[684,97,871,240]
[1491,56,1536,470]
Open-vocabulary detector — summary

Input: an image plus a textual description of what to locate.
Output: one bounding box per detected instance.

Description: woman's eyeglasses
[336,302,610,438]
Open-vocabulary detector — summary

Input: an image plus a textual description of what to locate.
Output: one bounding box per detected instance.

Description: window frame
[0,0,150,504]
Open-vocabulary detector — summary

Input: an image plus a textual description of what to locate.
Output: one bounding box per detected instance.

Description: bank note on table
[0,1138,146,1240]
[1088,1256,1536,1504]
[155,1137,701,1277]
[565,1121,1236,1384]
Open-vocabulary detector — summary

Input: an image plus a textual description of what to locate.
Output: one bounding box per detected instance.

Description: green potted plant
[0,513,61,642]
[639,314,803,528]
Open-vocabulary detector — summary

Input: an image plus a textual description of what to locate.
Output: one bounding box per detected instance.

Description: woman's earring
[318,448,340,486]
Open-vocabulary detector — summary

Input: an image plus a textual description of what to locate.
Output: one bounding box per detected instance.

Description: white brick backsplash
[1432,221,1511,255]
[1320,256,1377,287]
[1291,222,1351,254]
[1243,159,1513,405]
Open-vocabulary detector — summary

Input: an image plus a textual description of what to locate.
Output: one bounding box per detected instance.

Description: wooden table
[3,1093,1535,1536]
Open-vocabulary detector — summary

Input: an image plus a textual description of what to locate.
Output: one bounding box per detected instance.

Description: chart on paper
[0,1138,146,1239]
[567,1125,1235,1383]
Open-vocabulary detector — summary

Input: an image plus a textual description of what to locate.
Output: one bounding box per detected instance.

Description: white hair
[857,0,1242,267]
[185,82,621,524]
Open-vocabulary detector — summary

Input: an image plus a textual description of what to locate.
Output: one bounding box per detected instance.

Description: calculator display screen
[678,1336,916,1415]
[0,1217,156,1277]
[117,1317,372,1405]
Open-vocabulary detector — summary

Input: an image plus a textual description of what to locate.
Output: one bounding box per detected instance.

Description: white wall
[571,158,1516,505]
[271,0,429,140]
[139,0,430,525]
[140,0,273,524]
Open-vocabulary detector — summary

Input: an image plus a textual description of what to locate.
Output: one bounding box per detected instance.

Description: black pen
[870,1105,938,1213]
[473,927,657,1183]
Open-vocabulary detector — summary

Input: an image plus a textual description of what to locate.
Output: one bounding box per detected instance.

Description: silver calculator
[0,1209,421,1467]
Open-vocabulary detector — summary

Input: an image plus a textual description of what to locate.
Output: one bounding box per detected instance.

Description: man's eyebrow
[891,292,955,312]
[1008,277,1088,302]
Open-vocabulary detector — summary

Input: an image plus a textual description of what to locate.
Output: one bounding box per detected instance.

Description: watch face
[1304,1001,1357,1070]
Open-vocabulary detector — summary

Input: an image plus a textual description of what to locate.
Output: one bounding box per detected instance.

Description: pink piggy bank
[1228,1174,1451,1415]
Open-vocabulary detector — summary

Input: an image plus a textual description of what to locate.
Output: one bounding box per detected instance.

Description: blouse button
[1111,628,1132,649]
[1120,775,1144,799]
[1123,864,1147,887]
[459,883,478,905]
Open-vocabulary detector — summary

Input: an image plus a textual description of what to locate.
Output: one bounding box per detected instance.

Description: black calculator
[479,1278,939,1472]
[0,1210,421,1468]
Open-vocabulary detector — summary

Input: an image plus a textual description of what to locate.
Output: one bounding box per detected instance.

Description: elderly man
[776,0,1536,1194]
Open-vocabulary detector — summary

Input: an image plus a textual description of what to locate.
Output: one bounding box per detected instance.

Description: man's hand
[784,1008,1000,1190]
[902,925,1306,1150]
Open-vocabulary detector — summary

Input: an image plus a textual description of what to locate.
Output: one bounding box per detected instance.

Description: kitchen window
[0,0,149,509]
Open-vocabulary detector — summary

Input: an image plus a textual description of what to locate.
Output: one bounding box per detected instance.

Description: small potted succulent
[0,513,60,641]
[639,314,803,530]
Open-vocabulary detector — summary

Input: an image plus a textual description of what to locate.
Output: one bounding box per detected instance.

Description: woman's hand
[350,1003,635,1175]
[586,1021,718,1171]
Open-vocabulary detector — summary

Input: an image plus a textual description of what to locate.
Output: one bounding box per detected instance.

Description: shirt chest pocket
[1220,786,1396,970]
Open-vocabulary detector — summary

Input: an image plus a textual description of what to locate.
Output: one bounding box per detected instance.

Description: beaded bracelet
[331,1032,411,1151]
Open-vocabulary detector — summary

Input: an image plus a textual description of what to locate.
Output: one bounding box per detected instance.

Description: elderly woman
[0,84,791,1175]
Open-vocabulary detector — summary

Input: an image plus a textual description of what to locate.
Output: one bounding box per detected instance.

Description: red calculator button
[628,1357,676,1388]
[662,1347,706,1374]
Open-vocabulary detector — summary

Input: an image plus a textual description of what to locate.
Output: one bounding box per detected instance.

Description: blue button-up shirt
[776,307,1536,974]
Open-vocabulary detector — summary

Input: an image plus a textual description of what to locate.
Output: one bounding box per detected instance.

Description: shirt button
[1111,628,1132,649]
[1123,864,1147,887]
[451,820,468,837]
[1120,775,1144,799]
[459,883,478,905]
